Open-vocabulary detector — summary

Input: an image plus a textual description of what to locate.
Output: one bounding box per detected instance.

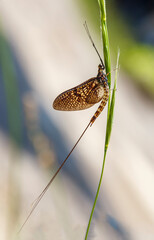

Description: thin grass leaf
[105,49,120,152]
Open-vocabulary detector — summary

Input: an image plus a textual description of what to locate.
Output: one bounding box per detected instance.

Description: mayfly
[19,22,109,232]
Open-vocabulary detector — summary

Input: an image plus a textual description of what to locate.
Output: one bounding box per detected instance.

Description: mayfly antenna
[84,21,105,69]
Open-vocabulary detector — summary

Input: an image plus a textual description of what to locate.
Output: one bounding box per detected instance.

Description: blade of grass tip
[104,49,120,152]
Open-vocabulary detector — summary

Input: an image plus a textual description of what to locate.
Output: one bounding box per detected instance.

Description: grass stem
[84,1,119,239]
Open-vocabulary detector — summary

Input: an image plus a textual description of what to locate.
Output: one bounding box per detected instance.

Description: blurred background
[0,0,154,239]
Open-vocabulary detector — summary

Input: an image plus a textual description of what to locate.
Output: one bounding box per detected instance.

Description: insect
[18,22,109,233]
[53,23,109,125]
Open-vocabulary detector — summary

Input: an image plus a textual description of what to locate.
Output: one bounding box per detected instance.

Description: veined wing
[53,77,104,111]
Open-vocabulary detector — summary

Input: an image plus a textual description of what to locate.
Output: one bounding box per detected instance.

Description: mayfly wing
[53,77,104,111]
[53,78,96,111]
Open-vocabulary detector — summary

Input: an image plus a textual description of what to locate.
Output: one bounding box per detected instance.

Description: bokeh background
[0,0,154,239]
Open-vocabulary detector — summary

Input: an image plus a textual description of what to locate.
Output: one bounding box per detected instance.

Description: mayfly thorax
[18,22,109,232]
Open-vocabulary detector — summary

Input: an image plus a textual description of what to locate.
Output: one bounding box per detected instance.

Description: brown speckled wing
[53,77,104,111]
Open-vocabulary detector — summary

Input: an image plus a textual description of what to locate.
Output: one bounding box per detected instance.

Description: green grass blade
[105,49,120,152]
